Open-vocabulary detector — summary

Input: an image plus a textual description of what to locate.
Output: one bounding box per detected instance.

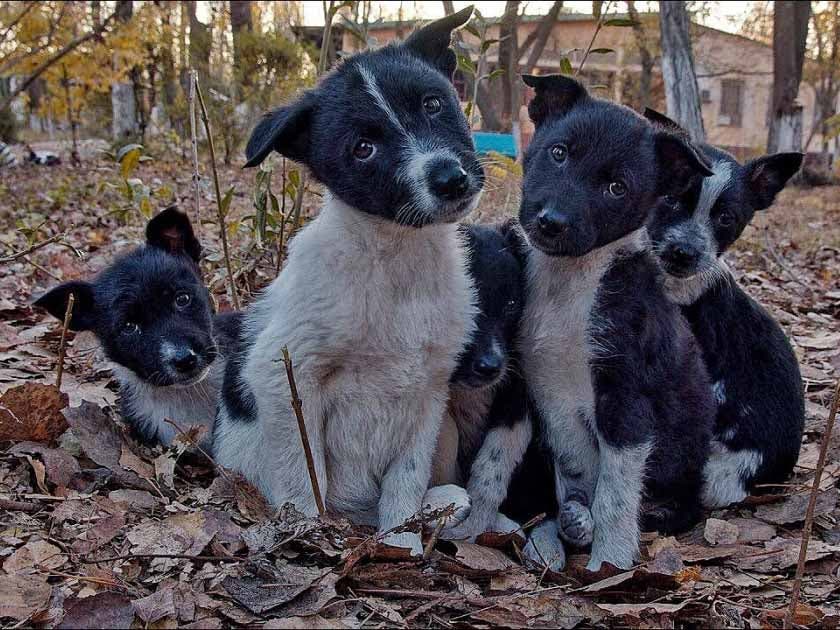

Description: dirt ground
[0,154,838,628]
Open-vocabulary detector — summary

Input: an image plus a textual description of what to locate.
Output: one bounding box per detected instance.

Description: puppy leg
[422,484,471,528]
[378,407,443,557]
[587,441,651,571]
[523,519,566,572]
[443,420,532,541]
[702,440,762,509]
[430,412,461,487]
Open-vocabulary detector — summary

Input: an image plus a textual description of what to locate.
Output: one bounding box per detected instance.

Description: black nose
[663,243,700,268]
[429,163,469,200]
[172,348,198,374]
[473,354,502,379]
[536,208,570,237]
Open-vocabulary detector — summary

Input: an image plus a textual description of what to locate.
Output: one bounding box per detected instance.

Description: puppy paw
[559,500,593,547]
[382,531,424,557]
[523,520,566,572]
[586,545,635,572]
[422,484,472,528]
[441,510,492,542]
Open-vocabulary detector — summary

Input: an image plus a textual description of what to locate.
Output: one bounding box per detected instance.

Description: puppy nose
[536,208,570,237]
[664,243,699,267]
[473,354,502,379]
[172,348,198,373]
[429,163,469,200]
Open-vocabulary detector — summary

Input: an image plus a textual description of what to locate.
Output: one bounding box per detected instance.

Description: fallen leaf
[596,601,690,616]
[70,511,126,554]
[126,509,240,558]
[0,383,68,441]
[222,565,331,615]
[765,603,824,626]
[154,451,177,489]
[755,491,837,525]
[730,518,777,543]
[120,445,154,481]
[796,332,840,350]
[704,518,739,545]
[740,538,840,572]
[0,573,51,621]
[439,540,515,575]
[108,488,158,509]
[9,442,81,488]
[133,585,176,624]
[3,540,65,573]
[57,592,135,629]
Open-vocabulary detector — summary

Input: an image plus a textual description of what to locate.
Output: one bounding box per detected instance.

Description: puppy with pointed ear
[34,206,239,448]
[516,72,717,572]
[215,7,483,556]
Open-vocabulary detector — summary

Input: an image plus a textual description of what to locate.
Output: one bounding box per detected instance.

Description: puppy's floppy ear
[744,152,803,210]
[403,5,473,79]
[146,206,202,262]
[522,74,587,127]
[643,108,689,139]
[33,281,96,331]
[654,131,713,195]
[244,91,317,168]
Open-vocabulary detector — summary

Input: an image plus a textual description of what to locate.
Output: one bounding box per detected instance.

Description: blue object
[472,131,517,158]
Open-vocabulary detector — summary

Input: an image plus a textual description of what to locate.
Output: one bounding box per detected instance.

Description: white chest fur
[237,197,476,520]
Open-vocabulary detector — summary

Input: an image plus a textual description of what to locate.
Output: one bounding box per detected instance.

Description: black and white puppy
[213,8,483,556]
[431,222,530,540]
[35,207,240,447]
[517,74,716,571]
[645,109,805,508]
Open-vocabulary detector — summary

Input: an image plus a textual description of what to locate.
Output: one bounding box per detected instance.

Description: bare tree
[659,1,704,141]
[806,2,840,153]
[111,0,137,140]
[231,1,253,88]
[626,0,655,109]
[186,0,211,84]
[767,1,811,153]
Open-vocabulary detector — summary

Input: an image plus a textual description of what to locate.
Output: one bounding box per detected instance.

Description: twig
[785,378,840,629]
[576,0,613,75]
[194,75,240,310]
[55,293,74,389]
[188,69,201,236]
[763,226,810,291]
[423,518,446,561]
[0,232,65,264]
[23,256,61,281]
[162,418,232,481]
[81,553,239,564]
[281,346,325,516]
[0,498,43,513]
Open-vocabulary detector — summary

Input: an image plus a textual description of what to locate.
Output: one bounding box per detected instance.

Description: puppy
[35,207,240,447]
[431,222,530,540]
[214,7,483,556]
[645,109,805,508]
[517,74,716,570]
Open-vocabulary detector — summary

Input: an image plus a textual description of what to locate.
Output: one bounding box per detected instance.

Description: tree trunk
[521,1,563,74]
[658,1,705,141]
[627,0,654,109]
[187,0,211,84]
[111,0,137,141]
[230,1,252,88]
[499,1,520,130]
[767,1,811,153]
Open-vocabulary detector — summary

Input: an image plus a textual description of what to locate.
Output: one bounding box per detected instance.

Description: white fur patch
[663,257,732,306]
[358,66,406,136]
[214,196,476,536]
[712,379,727,405]
[702,439,762,508]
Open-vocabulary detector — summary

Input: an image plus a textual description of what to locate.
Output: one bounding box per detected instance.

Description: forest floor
[0,152,838,628]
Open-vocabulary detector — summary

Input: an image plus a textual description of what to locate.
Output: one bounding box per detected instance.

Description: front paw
[382,531,424,557]
[559,500,593,547]
[586,545,635,572]
[441,510,492,542]
[422,484,472,527]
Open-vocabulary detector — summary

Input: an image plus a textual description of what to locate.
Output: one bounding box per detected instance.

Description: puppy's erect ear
[643,108,689,138]
[522,74,587,127]
[244,92,317,168]
[33,281,96,331]
[654,132,714,195]
[744,152,803,210]
[146,206,202,262]
[403,5,473,78]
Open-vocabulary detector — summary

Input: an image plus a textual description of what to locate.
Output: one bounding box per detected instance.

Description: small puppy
[35,207,240,447]
[214,7,483,556]
[645,109,805,508]
[517,74,716,570]
[431,222,530,540]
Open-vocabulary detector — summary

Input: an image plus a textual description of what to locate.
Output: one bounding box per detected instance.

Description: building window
[701,89,712,104]
[719,79,743,127]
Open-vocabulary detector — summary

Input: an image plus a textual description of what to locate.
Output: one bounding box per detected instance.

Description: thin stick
[194,75,240,310]
[162,418,232,482]
[281,346,325,516]
[55,293,74,389]
[0,498,42,513]
[423,518,446,561]
[188,69,201,236]
[81,553,239,564]
[785,378,840,629]
[0,232,64,264]
[576,0,613,75]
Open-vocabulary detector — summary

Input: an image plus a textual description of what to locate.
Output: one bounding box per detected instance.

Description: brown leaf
[222,565,332,615]
[439,540,515,575]
[0,573,52,621]
[133,585,177,624]
[154,451,177,489]
[596,601,690,616]
[70,511,126,554]
[62,401,148,490]
[126,509,240,558]
[57,592,136,629]
[108,489,158,510]
[740,538,840,572]
[730,518,776,543]
[475,593,606,629]
[9,442,81,488]
[755,491,837,525]
[796,332,840,350]
[3,540,65,574]
[0,383,68,441]
[764,603,824,626]
[704,518,739,545]
[119,444,154,481]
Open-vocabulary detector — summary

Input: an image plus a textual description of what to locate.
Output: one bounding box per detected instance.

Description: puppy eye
[352,139,376,161]
[607,181,627,198]
[717,212,734,227]
[550,144,568,163]
[175,292,191,308]
[423,96,442,115]
[122,321,140,335]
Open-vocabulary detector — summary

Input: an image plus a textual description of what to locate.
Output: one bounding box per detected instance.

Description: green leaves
[604,18,637,27]
[558,57,574,76]
[117,143,143,179]
[457,53,477,77]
